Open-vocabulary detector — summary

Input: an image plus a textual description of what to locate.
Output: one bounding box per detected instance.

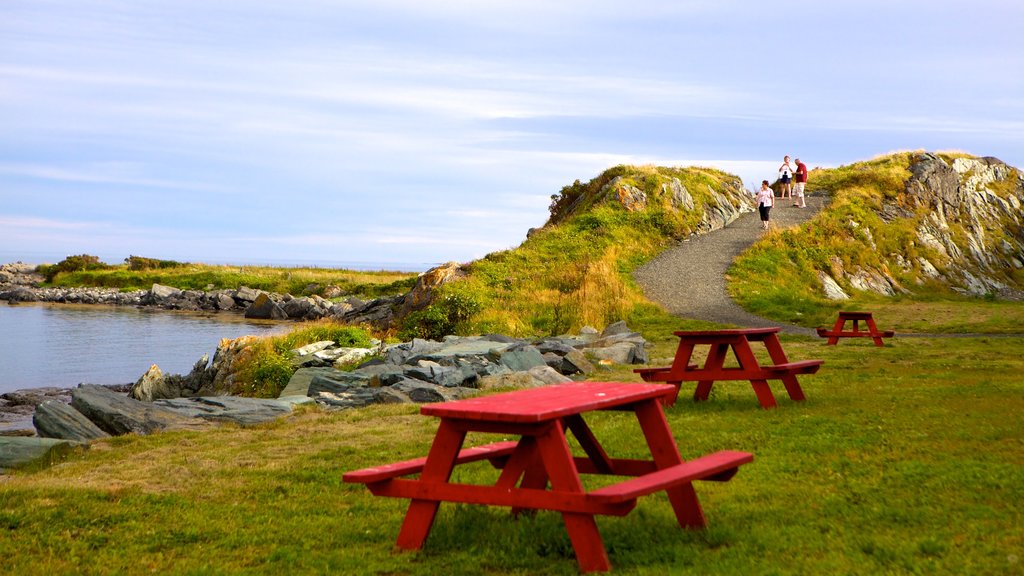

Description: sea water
[0,302,286,394]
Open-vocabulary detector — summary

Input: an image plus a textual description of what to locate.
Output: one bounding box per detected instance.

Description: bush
[399,290,482,341]
[39,254,110,283]
[124,255,184,270]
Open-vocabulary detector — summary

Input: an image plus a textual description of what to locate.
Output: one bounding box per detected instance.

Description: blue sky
[2,1,1022,270]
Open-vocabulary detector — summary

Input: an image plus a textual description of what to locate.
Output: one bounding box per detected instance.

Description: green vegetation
[728,152,1024,332]
[39,255,418,300]
[401,165,747,338]
[230,321,374,397]
[2,333,1021,575]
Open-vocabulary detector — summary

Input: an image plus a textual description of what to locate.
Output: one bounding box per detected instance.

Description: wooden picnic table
[635,327,823,409]
[342,381,753,573]
[816,311,894,346]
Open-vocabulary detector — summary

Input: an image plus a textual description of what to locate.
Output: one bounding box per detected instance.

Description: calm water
[0,303,287,394]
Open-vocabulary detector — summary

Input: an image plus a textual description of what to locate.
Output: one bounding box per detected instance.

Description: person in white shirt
[755,180,774,230]
[778,155,794,199]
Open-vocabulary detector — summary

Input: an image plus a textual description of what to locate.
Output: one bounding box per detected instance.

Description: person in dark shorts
[777,155,794,199]
[755,179,774,230]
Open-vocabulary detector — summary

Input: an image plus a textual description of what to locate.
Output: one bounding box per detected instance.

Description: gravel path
[634,194,824,335]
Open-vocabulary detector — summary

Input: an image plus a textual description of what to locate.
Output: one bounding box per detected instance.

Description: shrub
[124,255,185,270]
[398,289,482,341]
[39,254,110,283]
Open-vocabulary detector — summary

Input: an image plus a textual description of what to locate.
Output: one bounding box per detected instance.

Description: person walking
[793,157,808,207]
[755,179,774,230]
[777,156,794,199]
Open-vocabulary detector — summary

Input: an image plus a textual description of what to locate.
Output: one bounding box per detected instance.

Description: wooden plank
[343,441,519,484]
[420,381,674,423]
[589,451,754,503]
[762,360,824,374]
[366,478,638,516]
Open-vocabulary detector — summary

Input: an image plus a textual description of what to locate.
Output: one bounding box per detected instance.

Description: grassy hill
[728,152,1024,332]
[400,164,753,339]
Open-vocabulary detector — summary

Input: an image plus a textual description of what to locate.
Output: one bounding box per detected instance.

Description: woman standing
[756,180,774,230]
[778,155,794,199]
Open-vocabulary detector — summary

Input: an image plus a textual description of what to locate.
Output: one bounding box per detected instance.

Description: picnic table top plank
[420,381,675,423]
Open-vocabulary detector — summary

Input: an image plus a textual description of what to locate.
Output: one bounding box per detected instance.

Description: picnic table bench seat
[344,441,518,484]
[815,327,895,338]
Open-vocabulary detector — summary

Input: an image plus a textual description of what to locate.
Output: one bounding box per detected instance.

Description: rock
[307,371,375,395]
[154,396,298,427]
[33,400,110,442]
[600,320,631,337]
[818,272,850,300]
[293,341,336,356]
[71,384,210,436]
[586,342,638,365]
[150,283,182,299]
[213,292,237,310]
[561,348,596,375]
[244,293,288,320]
[278,367,341,398]
[527,365,573,385]
[234,286,261,303]
[0,436,81,472]
[495,345,547,372]
[478,372,544,390]
[398,262,467,318]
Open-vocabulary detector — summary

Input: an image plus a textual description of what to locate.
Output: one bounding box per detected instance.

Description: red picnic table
[343,381,753,573]
[816,311,894,346]
[635,327,823,409]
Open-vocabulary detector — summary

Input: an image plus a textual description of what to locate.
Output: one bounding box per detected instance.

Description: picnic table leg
[634,399,706,528]
[667,341,699,406]
[865,316,886,346]
[693,343,728,402]
[729,339,780,409]
[535,420,611,573]
[394,420,466,550]
[496,437,549,517]
[826,317,844,345]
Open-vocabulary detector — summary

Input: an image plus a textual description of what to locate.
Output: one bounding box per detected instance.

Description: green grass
[45,262,418,300]
[3,333,1022,575]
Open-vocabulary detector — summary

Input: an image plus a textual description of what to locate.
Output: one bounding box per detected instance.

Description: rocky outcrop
[817,153,1024,300]
[285,321,649,411]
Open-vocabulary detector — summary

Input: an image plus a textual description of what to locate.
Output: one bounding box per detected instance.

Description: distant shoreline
[0,254,437,274]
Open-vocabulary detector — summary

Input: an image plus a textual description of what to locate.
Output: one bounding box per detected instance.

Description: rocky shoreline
[0,319,651,472]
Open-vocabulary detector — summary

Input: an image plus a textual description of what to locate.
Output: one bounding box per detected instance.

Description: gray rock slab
[71,384,211,436]
[33,400,110,442]
[0,436,80,472]
[155,396,295,427]
[497,346,547,372]
[279,367,341,398]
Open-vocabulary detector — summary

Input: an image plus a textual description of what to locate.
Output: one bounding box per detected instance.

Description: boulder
[150,283,182,300]
[527,365,573,385]
[154,396,304,427]
[71,384,211,436]
[278,367,340,398]
[495,345,547,372]
[0,436,81,472]
[245,293,288,320]
[398,262,467,317]
[234,286,261,303]
[33,400,110,442]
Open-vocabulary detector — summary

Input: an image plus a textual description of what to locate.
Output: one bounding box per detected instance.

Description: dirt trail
[633,194,823,335]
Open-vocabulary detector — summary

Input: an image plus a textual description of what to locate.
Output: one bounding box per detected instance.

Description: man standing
[793,158,808,208]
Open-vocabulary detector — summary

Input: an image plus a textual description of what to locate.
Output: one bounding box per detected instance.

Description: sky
[2,1,1022,270]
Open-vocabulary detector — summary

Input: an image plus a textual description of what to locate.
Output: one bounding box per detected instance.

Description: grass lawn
[2,333,1022,575]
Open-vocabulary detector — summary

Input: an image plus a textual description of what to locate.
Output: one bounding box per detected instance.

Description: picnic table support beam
[394,421,465,550]
[635,399,706,528]
[535,420,611,573]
